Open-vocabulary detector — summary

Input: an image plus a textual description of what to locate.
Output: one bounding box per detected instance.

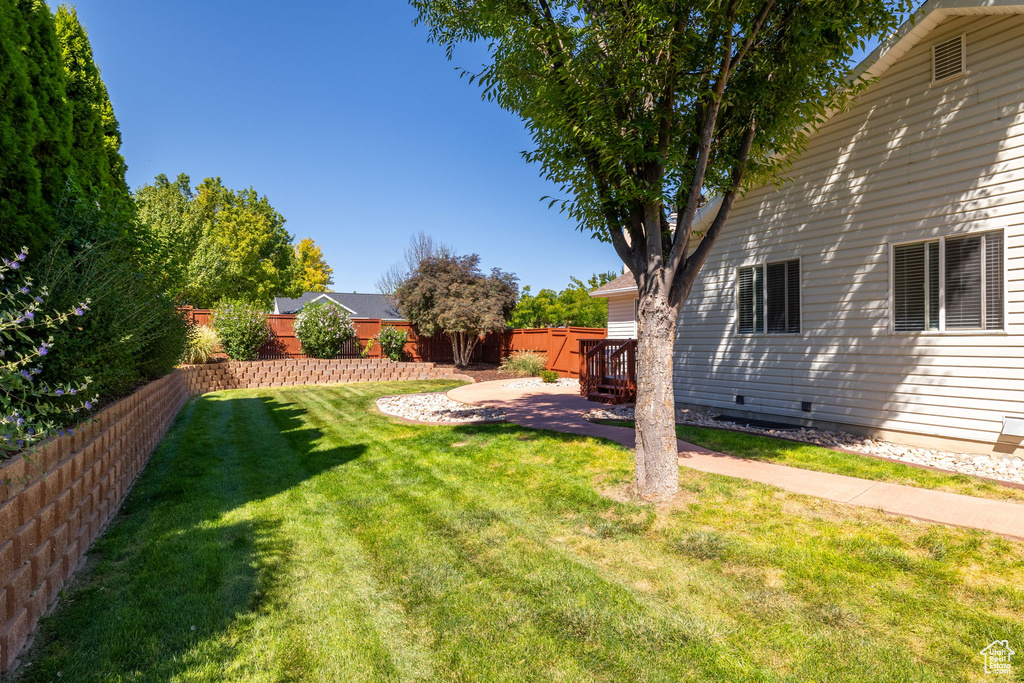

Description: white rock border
[376,393,506,424]
[503,377,580,390]
[582,404,1024,486]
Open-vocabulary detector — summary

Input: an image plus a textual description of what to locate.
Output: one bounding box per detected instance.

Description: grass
[12,381,1024,682]
[594,419,1024,504]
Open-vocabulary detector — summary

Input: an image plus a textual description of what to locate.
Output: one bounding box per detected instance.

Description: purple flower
[74,308,84,316]
[20,370,30,379]
[55,389,64,396]
[67,428,73,436]
[69,388,76,395]
[24,311,34,320]
[19,286,29,294]
[16,252,25,262]
[38,346,48,356]
[57,429,64,436]
[9,262,19,270]
[34,296,42,304]
[85,401,93,410]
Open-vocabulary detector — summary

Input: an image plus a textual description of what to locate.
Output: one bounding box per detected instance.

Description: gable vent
[932,34,965,83]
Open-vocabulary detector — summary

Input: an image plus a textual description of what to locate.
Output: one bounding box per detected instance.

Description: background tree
[412,0,908,498]
[376,231,452,306]
[292,237,334,293]
[54,5,127,199]
[135,174,297,307]
[396,253,518,367]
[511,271,618,328]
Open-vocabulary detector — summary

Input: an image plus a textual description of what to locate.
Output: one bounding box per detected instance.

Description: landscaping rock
[502,378,580,390]
[581,404,1024,486]
[376,393,506,423]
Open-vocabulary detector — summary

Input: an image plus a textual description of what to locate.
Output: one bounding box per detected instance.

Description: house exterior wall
[607,294,638,339]
[672,14,1024,455]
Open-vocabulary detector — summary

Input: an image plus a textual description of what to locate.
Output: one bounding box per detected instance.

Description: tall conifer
[54,4,127,198]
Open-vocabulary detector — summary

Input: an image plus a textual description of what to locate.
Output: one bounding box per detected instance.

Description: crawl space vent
[932,35,965,83]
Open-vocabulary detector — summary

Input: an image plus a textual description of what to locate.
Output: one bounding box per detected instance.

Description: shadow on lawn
[13,393,367,683]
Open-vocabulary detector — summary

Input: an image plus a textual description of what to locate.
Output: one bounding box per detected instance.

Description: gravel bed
[503,378,580,390]
[376,393,505,423]
[582,404,1024,485]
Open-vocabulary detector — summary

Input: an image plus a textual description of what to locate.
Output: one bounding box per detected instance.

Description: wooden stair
[579,339,637,404]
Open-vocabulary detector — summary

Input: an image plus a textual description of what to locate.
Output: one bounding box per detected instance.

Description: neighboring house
[593,0,1024,455]
[590,272,639,339]
[272,292,404,320]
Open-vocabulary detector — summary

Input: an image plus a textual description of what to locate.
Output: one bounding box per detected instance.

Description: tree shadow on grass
[12,393,367,683]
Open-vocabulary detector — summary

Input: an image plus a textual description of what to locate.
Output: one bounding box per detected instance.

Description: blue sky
[63,0,625,294]
[65,1,891,294]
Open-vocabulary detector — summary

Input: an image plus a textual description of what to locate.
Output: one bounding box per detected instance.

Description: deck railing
[579,338,637,404]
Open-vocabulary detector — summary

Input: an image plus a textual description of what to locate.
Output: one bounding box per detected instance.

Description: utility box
[1001,416,1024,437]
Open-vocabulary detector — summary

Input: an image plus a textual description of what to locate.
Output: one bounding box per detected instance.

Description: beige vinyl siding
[607,294,638,339]
[673,14,1024,453]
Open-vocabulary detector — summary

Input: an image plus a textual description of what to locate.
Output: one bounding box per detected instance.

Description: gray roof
[273,292,404,320]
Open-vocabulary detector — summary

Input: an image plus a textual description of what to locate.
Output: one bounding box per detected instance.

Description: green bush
[212,300,270,361]
[376,326,408,361]
[499,350,547,376]
[293,302,355,359]
[181,325,221,365]
[540,370,559,383]
[35,188,189,401]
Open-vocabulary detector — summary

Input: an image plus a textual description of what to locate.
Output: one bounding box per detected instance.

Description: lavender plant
[294,302,355,359]
[1,248,95,458]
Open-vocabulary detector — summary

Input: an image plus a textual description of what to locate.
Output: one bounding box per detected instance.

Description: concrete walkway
[448,380,1024,540]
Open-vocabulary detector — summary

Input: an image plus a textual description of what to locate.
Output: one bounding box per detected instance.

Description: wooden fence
[181,308,606,378]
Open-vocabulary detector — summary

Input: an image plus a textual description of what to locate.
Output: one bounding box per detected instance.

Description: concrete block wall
[0,358,459,670]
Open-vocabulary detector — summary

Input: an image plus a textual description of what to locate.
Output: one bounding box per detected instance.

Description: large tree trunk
[633,288,680,499]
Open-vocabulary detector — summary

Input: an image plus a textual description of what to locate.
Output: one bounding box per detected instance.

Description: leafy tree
[412,0,908,498]
[396,253,518,367]
[292,237,334,293]
[511,271,618,328]
[135,175,297,307]
[54,4,127,199]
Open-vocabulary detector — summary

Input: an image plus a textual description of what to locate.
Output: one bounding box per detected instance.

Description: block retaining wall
[0,359,459,670]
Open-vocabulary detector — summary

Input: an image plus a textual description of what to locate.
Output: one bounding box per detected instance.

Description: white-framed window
[890,230,1003,332]
[737,258,800,334]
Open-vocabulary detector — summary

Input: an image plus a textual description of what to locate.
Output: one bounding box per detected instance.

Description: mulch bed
[431,362,527,383]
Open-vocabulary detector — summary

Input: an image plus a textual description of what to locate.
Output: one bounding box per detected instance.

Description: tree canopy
[135,174,330,308]
[412,0,910,498]
[396,253,518,367]
[292,237,334,293]
[511,271,618,328]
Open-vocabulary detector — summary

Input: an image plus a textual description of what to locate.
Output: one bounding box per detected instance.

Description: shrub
[293,302,355,359]
[181,325,221,365]
[212,299,270,361]
[540,370,559,383]
[34,186,189,400]
[359,338,375,359]
[376,326,408,361]
[1,249,95,458]
[499,350,547,376]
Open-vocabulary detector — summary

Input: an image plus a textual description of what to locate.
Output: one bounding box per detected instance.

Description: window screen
[766,260,800,333]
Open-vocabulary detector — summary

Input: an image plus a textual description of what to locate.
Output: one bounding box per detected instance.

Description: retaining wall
[0,359,459,670]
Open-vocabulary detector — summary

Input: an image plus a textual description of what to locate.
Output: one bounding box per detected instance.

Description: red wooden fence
[181,308,606,378]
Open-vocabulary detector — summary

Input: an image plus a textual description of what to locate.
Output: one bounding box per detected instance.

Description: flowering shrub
[376,326,408,361]
[294,302,355,359]
[181,325,221,365]
[1,248,95,457]
[212,300,270,361]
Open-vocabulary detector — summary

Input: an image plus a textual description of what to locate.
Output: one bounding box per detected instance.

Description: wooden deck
[579,339,637,404]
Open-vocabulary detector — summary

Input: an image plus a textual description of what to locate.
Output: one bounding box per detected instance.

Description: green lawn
[13,382,1024,682]
[595,419,1024,504]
